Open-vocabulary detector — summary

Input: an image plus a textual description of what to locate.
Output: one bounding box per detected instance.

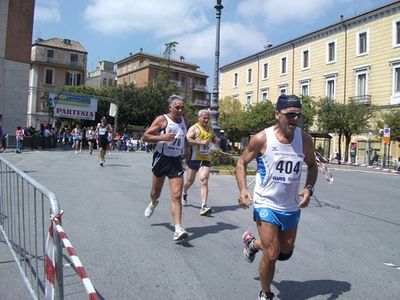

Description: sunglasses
[279,111,302,119]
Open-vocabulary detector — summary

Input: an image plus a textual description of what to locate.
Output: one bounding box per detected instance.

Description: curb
[330,162,400,175]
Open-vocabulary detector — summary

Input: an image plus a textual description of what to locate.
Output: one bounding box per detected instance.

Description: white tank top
[253,126,304,212]
[155,114,187,157]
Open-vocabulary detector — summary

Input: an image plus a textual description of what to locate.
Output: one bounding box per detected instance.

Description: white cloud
[237,0,336,24]
[172,21,267,66]
[84,0,210,36]
[34,0,61,23]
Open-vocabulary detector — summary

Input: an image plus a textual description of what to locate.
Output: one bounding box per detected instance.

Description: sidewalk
[328,160,400,174]
[0,231,33,299]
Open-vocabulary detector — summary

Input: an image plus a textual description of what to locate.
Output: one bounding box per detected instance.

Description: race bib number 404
[271,158,302,184]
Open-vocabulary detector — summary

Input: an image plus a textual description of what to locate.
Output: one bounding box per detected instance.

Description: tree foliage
[377,108,400,142]
[242,101,276,135]
[218,97,246,142]
[316,97,374,161]
[300,95,317,131]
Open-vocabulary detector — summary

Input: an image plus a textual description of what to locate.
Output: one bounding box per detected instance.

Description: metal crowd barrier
[0,156,63,299]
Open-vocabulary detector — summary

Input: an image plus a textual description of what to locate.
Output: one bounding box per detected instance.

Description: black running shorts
[186,160,211,171]
[152,151,184,178]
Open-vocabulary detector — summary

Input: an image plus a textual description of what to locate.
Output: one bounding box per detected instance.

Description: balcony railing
[193,99,209,107]
[32,56,85,69]
[348,95,371,104]
[194,84,208,92]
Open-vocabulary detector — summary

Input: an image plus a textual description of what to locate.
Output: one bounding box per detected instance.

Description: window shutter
[65,72,70,85]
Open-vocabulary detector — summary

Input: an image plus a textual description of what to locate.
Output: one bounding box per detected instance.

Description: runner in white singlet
[235,94,318,300]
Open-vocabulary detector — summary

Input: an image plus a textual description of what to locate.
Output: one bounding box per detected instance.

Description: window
[394,66,400,93]
[324,72,338,100]
[262,63,269,79]
[356,73,367,96]
[246,92,253,105]
[233,73,238,87]
[232,94,239,101]
[45,69,53,85]
[47,49,53,59]
[393,19,400,48]
[103,78,107,86]
[300,81,310,96]
[301,49,310,70]
[356,29,369,56]
[390,60,400,105]
[108,79,114,86]
[70,53,78,65]
[326,79,336,99]
[326,40,336,64]
[279,84,288,95]
[280,57,287,75]
[261,89,269,102]
[247,68,252,84]
[65,72,81,86]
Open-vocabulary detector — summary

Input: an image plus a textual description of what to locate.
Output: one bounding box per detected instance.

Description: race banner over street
[50,92,98,120]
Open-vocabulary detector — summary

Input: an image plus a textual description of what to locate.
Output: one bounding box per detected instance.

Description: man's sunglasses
[279,111,303,119]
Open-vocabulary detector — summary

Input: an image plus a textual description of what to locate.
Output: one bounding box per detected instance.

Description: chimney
[64,39,71,45]
[340,15,344,22]
[180,56,185,62]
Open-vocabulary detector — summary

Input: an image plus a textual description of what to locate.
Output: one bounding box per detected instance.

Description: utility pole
[210,0,223,134]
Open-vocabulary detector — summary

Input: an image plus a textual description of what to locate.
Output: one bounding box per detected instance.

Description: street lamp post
[210,0,223,134]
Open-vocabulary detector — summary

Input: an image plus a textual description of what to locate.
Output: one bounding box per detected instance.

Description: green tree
[184,102,198,127]
[300,95,317,131]
[316,97,374,161]
[377,108,400,142]
[218,96,246,142]
[162,41,179,85]
[242,101,276,135]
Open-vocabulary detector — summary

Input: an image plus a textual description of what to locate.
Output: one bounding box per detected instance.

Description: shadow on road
[151,221,238,245]
[272,279,351,300]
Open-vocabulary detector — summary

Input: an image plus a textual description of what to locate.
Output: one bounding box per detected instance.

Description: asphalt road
[1,149,399,300]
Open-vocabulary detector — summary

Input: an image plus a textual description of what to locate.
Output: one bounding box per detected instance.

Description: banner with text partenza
[50,92,98,120]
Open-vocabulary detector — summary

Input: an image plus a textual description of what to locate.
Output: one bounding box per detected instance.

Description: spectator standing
[15,126,24,153]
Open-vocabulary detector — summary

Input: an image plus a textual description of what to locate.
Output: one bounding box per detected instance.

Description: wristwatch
[305,185,314,196]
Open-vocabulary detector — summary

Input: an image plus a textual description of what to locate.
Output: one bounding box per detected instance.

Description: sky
[33,0,394,86]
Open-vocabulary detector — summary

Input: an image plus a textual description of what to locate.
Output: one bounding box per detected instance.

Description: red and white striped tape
[45,211,99,300]
[315,153,334,184]
[45,223,55,300]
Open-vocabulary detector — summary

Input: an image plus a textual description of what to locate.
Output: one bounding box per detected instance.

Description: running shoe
[242,231,258,263]
[144,200,159,218]
[173,228,188,241]
[200,205,212,216]
[182,193,188,206]
[258,290,274,300]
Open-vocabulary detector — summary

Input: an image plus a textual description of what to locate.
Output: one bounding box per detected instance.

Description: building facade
[115,51,210,109]
[28,38,87,128]
[0,0,35,135]
[220,1,400,164]
[86,60,116,88]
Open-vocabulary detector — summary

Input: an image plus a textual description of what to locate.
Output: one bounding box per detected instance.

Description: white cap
[220,130,225,133]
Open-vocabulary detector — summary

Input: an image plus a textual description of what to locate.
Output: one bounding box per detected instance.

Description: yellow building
[220,1,400,165]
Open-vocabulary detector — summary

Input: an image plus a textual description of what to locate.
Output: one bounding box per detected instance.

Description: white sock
[175,224,183,232]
